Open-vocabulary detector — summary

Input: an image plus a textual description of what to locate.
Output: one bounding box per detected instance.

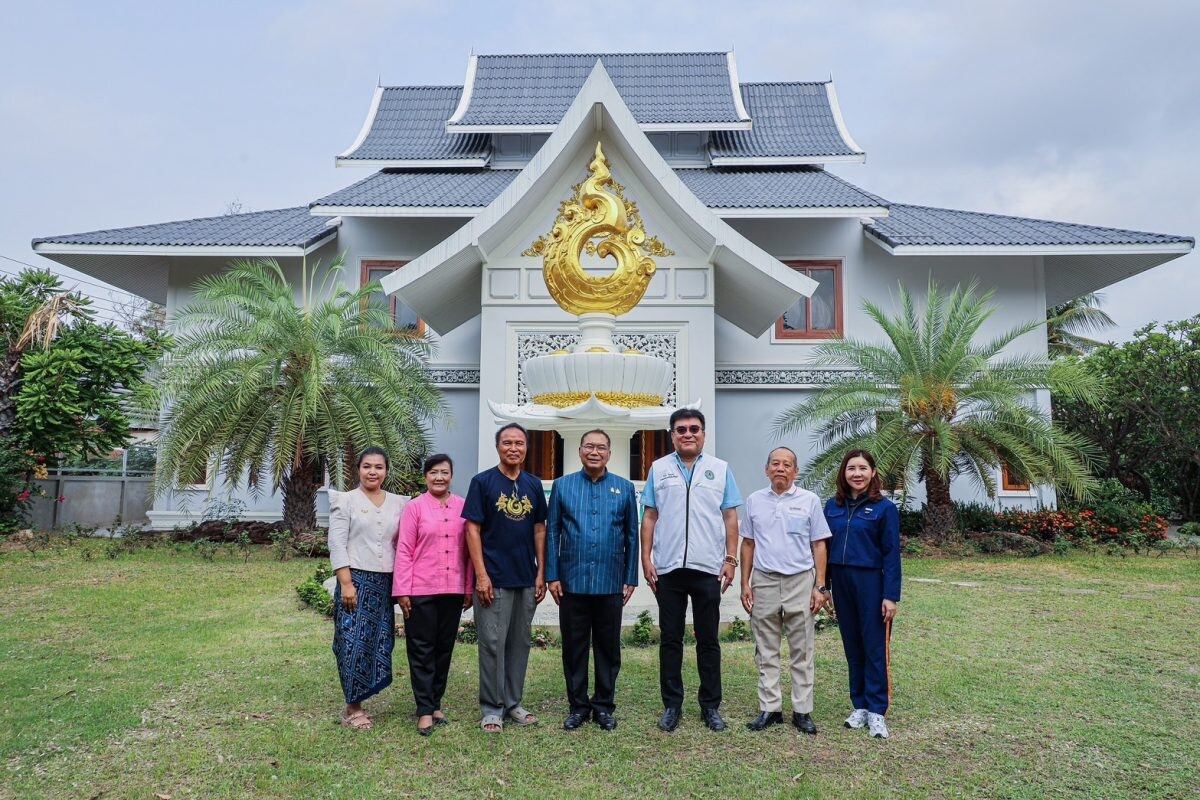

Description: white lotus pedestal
[489,314,690,478]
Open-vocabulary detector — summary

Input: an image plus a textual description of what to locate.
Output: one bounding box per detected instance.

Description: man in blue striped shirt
[546,429,639,731]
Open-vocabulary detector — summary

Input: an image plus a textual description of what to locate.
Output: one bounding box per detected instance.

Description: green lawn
[1,540,1197,799]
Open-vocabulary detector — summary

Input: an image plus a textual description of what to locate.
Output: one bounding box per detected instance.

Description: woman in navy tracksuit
[823,449,901,739]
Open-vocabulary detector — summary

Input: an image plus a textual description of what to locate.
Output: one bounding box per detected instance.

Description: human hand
[339,581,358,612]
[462,593,473,610]
[534,576,546,604]
[397,595,412,619]
[719,563,735,594]
[548,581,563,605]
[810,587,826,615]
[882,599,898,622]
[475,574,494,607]
[622,584,635,605]
[642,559,658,594]
[740,585,754,615]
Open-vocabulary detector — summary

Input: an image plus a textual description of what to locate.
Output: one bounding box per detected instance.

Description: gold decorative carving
[523,142,673,316]
[531,391,665,409]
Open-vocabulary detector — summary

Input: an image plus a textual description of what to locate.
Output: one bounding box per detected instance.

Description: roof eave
[709,153,867,166]
[309,205,484,218]
[334,157,490,168]
[337,86,385,160]
[863,230,1194,257]
[446,121,753,134]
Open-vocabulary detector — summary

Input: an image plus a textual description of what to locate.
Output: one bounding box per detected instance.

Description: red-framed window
[775,260,843,340]
[361,260,423,334]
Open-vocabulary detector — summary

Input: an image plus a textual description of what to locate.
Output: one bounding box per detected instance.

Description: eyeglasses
[673,425,703,435]
[580,443,610,452]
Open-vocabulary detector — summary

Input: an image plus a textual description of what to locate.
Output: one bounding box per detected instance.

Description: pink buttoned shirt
[392,491,475,597]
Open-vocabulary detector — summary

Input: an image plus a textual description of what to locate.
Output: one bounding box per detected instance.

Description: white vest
[649,453,730,576]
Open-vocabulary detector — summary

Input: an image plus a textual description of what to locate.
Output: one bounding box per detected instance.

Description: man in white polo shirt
[739,446,832,734]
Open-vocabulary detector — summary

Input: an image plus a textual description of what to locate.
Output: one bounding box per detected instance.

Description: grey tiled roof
[311,169,520,208]
[33,207,336,248]
[340,86,490,162]
[311,167,887,211]
[867,204,1195,248]
[710,82,861,160]
[450,52,747,127]
[677,167,885,208]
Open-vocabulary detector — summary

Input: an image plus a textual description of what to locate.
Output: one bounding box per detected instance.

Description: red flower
[16,490,30,502]
[57,495,66,503]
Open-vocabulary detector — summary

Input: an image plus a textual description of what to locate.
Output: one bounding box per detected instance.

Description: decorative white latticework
[516,330,678,404]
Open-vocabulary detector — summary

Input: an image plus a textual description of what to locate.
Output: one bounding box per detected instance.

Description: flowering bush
[993,506,1168,549]
[0,442,40,535]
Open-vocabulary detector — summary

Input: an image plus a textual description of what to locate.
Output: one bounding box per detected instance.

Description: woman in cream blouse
[328,447,408,731]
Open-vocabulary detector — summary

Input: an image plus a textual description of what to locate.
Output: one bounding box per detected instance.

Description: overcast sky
[2,0,1195,340]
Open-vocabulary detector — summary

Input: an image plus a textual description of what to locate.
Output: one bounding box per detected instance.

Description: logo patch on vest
[704,470,715,480]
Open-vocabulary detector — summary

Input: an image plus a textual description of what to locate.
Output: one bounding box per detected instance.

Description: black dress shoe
[418,724,434,737]
[700,707,727,732]
[433,714,449,726]
[746,711,784,731]
[792,712,818,735]
[595,712,617,731]
[658,707,682,732]
[563,711,590,731]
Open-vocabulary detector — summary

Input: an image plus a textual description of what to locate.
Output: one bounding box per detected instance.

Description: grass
[1,539,1197,799]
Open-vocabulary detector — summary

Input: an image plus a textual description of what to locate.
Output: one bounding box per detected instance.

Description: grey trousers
[475,586,535,719]
[750,567,817,713]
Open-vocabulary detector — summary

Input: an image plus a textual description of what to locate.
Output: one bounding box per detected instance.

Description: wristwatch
[723,554,738,567]
[817,585,831,595]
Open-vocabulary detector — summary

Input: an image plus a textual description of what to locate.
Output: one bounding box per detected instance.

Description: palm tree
[775,280,1100,541]
[1046,292,1115,358]
[154,257,444,533]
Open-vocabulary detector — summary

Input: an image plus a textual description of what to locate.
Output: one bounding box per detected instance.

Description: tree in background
[776,280,1100,541]
[154,257,444,533]
[1056,316,1200,520]
[1046,292,1116,358]
[0,269,167,531]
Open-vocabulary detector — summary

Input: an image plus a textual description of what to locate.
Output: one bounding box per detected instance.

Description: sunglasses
[673,425,703,435]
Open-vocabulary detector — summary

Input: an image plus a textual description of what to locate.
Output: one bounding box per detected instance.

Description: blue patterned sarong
[332,569,395,704]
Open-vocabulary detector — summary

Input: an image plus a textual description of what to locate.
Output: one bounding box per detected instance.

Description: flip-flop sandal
[507,707,538,726]
[340,711,373,731]
[481,714,503,733]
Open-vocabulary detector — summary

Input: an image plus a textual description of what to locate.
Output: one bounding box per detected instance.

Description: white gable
[381,62,816,336]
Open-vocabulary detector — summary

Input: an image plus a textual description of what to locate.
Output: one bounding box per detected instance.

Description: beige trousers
[750,567,816,713]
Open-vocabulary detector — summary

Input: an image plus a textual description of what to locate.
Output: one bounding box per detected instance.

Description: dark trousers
[404,593,463,716]
[560,592,623,715]
[656,567,722,711]
[829,564,890,715]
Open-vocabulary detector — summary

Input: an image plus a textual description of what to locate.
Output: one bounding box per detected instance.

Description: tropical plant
[1046,292,1115,358]
[775,280,1100,541]
[154,256,444,533]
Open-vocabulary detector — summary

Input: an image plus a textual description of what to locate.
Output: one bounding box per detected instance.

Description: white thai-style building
[33,52,1193,528]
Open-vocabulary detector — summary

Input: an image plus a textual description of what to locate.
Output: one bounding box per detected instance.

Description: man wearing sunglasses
[640,409,743,733]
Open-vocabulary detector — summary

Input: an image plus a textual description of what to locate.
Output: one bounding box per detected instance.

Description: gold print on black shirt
[495,491,535,522]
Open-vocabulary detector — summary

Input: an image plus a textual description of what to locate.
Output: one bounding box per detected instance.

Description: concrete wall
[29,475,152,529]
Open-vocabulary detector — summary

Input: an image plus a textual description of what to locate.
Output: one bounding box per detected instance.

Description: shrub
[814,607,838,632]
[626,609,655,647]
[722,616,752,643]
[268,529,296,561]
[898,508,923,537]
[1052,535,1072,556]
[296,566,333,616]
[531,627,557,648]
[456,619,479,645]
[1179,521,1200,538]
[192,538,218,562]
[955,501,1000,533]
[902,537,925,556]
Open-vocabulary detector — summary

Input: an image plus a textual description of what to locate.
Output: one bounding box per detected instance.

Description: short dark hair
[357,446,390,471]
[423,453,453,474]
[834,449,884,505]
[579,429,611,447]
[494,423,529,446]
[668,408,705,431]
[766,446,798,468]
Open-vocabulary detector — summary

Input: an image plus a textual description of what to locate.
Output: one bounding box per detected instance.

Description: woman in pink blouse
[393,454,474,736]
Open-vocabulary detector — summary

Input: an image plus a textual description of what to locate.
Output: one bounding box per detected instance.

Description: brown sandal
[341,711,373,731]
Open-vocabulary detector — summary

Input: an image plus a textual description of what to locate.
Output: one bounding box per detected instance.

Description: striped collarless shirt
[546,468,639,595]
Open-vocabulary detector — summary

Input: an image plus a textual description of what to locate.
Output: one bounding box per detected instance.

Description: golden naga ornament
[523,142,673,316]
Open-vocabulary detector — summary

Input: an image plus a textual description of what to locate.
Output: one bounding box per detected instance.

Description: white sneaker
[844,708,868,729]
[867,712,889,739]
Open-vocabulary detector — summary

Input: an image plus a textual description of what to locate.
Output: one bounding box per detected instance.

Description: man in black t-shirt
[463,423,548,732]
